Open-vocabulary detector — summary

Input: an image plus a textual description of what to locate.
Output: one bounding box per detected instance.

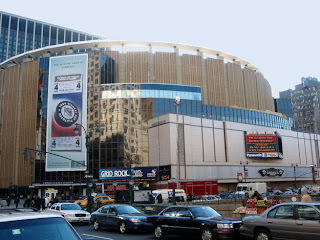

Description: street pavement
[74,224,196,240]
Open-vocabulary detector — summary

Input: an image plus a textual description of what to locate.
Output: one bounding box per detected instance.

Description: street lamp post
[173,96,181,189]
[240,161,249,183]
[113,181,118,203]
[129,180,134,205]
[291,163,298,189]
[74,123,90,197]
[170,177,177,205]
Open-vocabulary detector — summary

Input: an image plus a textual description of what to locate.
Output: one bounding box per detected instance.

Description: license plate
[79,218,84,221]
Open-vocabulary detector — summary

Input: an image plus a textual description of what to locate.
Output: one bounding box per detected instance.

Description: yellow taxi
[75,195,114,208]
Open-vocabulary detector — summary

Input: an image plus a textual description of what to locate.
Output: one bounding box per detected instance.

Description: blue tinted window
[153,99,159,117]
[73,32,78,42]
[186,100,192,116]
[58,29,64,44]
[42,25,49,47]
[225,108,230,121]
[50,27,57,45]
[17,19,26,55]
[221,107,225,121]
[181,100,187,115]
[66,30,71,43]
[25,21,34,52]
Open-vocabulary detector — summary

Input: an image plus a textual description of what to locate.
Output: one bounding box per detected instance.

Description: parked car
[241,202,320,240]
[147,205,242,240]
[227,193,245,199]
[74,195,114,208]
[218,192,231,199]
[46,202,91,223]
[193,195,222,203]
[90,204,151,233]
[0,211,82,239]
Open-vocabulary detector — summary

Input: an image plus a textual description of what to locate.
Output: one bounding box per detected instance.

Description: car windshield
[116,206,141,214]
[61,204,82,211]
[0,217,80,240]
[190,206,222,218]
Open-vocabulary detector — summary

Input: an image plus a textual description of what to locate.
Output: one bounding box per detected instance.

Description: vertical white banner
[46,54,88,171]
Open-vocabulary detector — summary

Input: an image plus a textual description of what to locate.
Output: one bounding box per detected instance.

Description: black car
[146,205,241,240]
[90,204,152,233]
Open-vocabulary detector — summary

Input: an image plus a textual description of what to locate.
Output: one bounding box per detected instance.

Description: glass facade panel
[26,21,34,52]
[72,32,78,42]
[50,27,57,45]
[17,19,26,55]
[0,14,9,61]
[34,23,42,49]
[66,30,71,43]
[8,16,18,58]
[58,29,64,44]
[42,25,49,47]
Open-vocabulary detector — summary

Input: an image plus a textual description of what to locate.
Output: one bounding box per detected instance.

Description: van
[235,182,267,196]
[152,189,187,204]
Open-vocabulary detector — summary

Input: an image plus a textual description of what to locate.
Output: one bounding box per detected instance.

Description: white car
[0,211,82,239]
[47,202,91,223]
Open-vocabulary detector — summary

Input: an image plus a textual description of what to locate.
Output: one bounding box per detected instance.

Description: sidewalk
[0,201,25,209]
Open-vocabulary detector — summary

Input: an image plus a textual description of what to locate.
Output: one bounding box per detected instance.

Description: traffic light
[23,149,28,161]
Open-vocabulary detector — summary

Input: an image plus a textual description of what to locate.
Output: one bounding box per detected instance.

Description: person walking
[24,195,31,208]
[34,196,42,210]
[41,196,46,211]
[301,187,312,202]
[14,197,20,208]
[6,195,11,207]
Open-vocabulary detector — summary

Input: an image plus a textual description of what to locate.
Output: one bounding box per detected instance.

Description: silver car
[240,202,320,240]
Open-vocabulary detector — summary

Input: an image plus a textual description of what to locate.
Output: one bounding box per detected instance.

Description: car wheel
[93,219,101,231]
[201,228,214,240]
[154,225,166,239]
[255,229,272,240]
[119,221,128,234]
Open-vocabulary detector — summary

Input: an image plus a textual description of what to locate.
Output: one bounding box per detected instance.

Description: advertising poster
[46,54,88,171]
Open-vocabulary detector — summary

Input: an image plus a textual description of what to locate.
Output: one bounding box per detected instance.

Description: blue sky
[2,0,320,97]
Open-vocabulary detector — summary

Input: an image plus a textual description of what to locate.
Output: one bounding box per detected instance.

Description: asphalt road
[74,224,197,240]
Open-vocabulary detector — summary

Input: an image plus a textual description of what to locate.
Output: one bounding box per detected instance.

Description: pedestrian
[242,192,249,207]
[24,195,31,208]
[6,195,11,207]
[156,194,163,204]
[34,196,42,210]
[301,187,312,202]
[53,196,59,204]
[252,191,263,201]
[14,197,20,208]
[41,196,46,210]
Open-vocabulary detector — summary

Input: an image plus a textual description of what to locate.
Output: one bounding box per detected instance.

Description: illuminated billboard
[245,132,283,159]
[46,54,88,171]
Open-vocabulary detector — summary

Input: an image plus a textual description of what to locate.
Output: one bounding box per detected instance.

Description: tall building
[280,77,320,133]
[0,10,102,62]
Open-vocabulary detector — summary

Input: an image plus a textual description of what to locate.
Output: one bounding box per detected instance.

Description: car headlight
[129,218,141,223]
[86,214,90,217]
[217,223,233,229]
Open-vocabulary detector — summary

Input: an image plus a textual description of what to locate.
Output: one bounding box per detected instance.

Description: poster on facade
[46,54,88,171]
[245,132,283,159]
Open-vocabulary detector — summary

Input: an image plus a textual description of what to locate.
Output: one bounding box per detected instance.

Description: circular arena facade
[0,41,296,194]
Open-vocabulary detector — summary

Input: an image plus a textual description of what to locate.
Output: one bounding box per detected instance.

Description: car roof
[278,202,320,206]
[0,212,63,223]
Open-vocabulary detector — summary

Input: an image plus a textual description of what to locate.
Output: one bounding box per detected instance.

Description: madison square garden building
[0,40,319,197]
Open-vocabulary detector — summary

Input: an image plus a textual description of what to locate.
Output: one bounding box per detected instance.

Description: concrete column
[119,44,126,83]
[148,44,155,83]
[175,46,183,85]
[198,50,208,105]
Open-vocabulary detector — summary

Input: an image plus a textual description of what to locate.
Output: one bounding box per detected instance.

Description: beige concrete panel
[181,54,203,89]
[243,67,258,109]
[0,65,19,188]
[264,79,275,111]
[206,58,227,107]
[214,129,226,162]
[226,62,246,108]
[16,60,38,186]
[154,52,177,84]
[256,73,266,110]
[225,129,247,163]
[126,51,148,83]
[203,127,215,162]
